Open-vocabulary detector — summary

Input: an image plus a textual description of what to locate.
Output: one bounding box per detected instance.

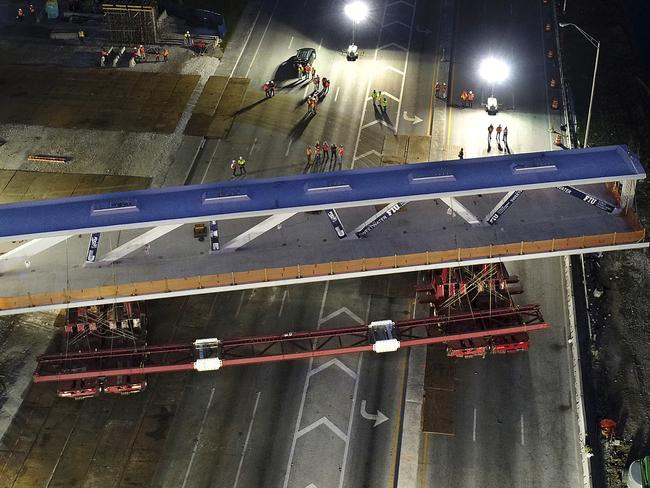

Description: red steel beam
[32,322,549,383]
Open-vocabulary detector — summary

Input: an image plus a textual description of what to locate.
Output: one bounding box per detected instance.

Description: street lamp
[344,1,368,61]
[559,22,600,147]
[479,57,510,115]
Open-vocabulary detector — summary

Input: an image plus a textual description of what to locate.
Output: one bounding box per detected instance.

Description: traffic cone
[550,78,557,88]
[551,98,560,109]
[554,134,562,146]
[546,49,555,59]
[544,23,552,32]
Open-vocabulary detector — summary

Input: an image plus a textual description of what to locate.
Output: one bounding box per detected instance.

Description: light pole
[479,57,510,115]
[559,22,600,147]
[344,1,368,61]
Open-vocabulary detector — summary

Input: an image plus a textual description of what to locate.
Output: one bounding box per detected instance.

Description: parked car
[294,48,316,68]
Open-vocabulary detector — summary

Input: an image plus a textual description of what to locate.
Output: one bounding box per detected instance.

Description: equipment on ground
[486,96,498,115]
[346,43,358,61]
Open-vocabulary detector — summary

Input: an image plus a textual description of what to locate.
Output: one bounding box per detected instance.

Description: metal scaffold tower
[102,0,158,45]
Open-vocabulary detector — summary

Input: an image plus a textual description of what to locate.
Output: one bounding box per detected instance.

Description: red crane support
[33,305,548,384]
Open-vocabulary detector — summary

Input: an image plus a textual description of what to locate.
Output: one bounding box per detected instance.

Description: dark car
[294,48,316,68]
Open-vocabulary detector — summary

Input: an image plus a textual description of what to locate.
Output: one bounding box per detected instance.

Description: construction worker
[322,141,330,164]
[162,47,169,62]
[313,74,320,92]
[380,96,388,113]
[138,45,146,61]
[321,77,330,95]
[468,91,475,108]
[28,4,36,16]
[435,82,440,98]
[458,148,464,159]
[16,8,24,21]
[314,144,322,166]
[78,30,85,43]
[230,159,238,176]
[330,143,337,162]
[441,83,447,99]
[311,66,316,79]
[237,156,247,175]
[487,124,494,141]
[337,145,344,167]
[184,31,191,48]
[297,64,305,80]
[503,126,508,144]
[495,124,502,143]
[306,145,313,166]
[372,89,378,105]
[155,49,160,62]
[304,64,311,79]
[460,90,468,107]
[100,47,109,67]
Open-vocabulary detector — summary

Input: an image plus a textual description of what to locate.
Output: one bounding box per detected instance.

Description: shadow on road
[288,112,315,140]
[273,58,298,83]
[235,97,271,115]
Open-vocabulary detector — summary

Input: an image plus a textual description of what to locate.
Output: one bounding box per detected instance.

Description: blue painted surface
[0,145,644,239]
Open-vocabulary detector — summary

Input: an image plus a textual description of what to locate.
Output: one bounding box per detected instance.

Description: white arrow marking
[415,25,433,34]
[360,400,389,427]
[309,358,358,379]
[403,111,423,125]
[318,306,365,325]
[305,484,318,488]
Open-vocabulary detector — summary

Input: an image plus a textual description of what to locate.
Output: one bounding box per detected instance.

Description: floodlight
[479,57,510,84]
[344,1,369,22]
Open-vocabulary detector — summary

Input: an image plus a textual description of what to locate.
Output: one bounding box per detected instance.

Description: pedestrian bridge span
[0,145,645,315]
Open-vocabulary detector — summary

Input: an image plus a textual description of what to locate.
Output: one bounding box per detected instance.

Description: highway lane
[447,0,562,159]
[150,276,415,488]
[421,257,582,487]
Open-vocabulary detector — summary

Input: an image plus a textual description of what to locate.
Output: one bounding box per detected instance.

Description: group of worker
[487,124,508,144]
[459,90,475,108]
[15,4,36,21]
[297,63,318,81]
[230,156,248,176]
[305,141,345,171]
[263,80,276,98]
[434,82,448,100]
[371,90,388,113]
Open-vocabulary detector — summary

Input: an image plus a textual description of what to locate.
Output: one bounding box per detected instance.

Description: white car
[486,96,498,115]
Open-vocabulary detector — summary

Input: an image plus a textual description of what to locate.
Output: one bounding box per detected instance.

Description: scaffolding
[102,0,158,45]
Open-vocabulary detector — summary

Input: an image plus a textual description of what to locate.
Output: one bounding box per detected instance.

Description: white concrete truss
[96,224,183,264]
[353,202,408,238]
[0,236,70,273]
[222,213,296,251]
[439,197,481,225]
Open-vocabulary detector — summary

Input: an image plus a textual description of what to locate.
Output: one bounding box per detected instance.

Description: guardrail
[0,228,645,312]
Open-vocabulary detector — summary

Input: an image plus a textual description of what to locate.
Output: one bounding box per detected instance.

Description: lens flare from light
[344,1,369,22]
[479,57,510,84]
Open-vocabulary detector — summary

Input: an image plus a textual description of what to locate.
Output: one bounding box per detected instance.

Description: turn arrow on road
[360,400,389,427]
[403,111,423,125]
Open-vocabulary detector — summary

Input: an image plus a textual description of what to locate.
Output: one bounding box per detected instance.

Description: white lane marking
[472,407,477,442]
[309,358,358,379]
[245,0,280,79]
[296,416,348,442]
[46,403,83,487]
[235,290,246,318]
[232,391,261,488]
[334,86,340,102]
[288,36,294,50]
[382,21,411,30]
[384,65,405,76]
[520,414,525,446]
[230,9,261,79]
[383,91,400,103]
[391,3,416,134]
[285,138,293,157]
[278,289,288,317]
[353,149,383,161]
[378,42,408,52]
[182,388,216,488]
[318,37,323,51]
[318,306,364,325]
[249,137,257,155]
[303,83,310,99]
[200,139,221,184]
[283,282,330,488]
[338,295,371,488]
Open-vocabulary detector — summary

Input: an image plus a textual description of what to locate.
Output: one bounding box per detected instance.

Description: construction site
[0,0,647,486]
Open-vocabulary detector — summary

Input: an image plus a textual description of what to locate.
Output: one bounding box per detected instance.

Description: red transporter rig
[35,302,549,391]
[416,263,531,358]
[54,302,148,399]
